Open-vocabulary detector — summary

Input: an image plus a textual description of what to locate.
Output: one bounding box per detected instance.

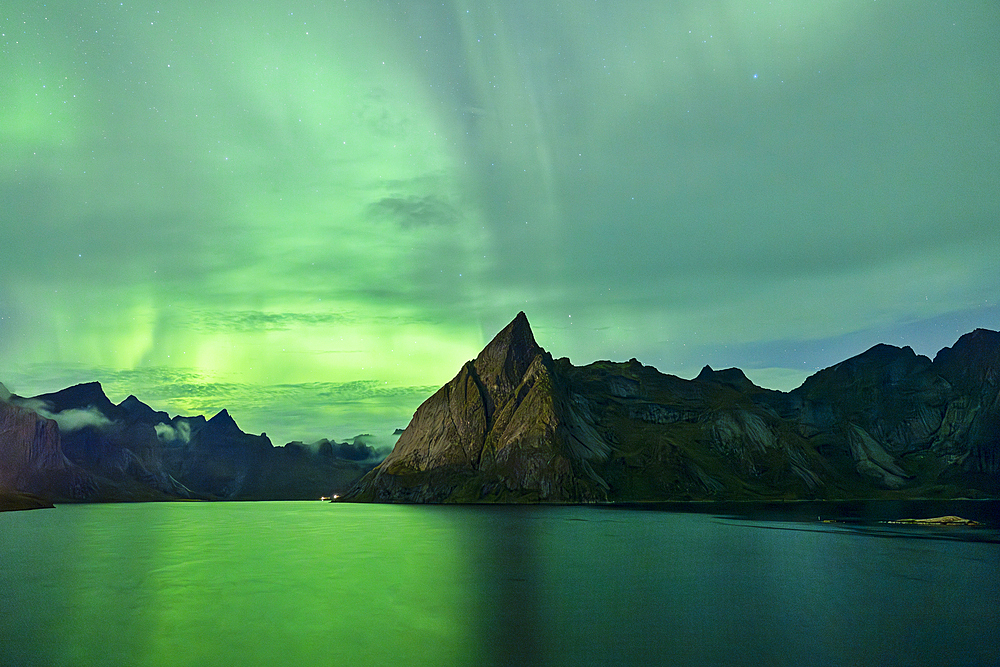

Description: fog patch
[11,397,114,433]
[287,434,392,463]
[155,419,191,443]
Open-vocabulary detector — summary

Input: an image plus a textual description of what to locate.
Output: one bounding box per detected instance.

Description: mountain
[345,314,1000,503]
[0,384,379,505]
[349,312,613,501]
[0,396,68,503]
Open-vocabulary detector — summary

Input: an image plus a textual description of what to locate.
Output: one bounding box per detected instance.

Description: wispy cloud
[367,194,461,229]
[154,419,191,444]
[10,397,113,433]
[188,310,351,332]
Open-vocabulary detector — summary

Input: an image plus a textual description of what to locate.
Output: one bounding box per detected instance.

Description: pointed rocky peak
[696,365,758,392]
[933,328,1000,387]
[118,395,146,413]
[34,381,117,415]
[117,394,170,424]
[196,408,256,449]
[0,382,10,402]
[797,342,932,397]
[201,409,245,439]
[207,408,240,433]
[474,311,543,381]
[934,328,1000,365]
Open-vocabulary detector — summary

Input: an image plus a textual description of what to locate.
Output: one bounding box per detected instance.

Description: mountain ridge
[345,314,1000,503]
[4,315,998,507]
[0,384,381,505]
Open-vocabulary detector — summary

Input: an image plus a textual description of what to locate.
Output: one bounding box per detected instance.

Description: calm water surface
[2,501,998,667]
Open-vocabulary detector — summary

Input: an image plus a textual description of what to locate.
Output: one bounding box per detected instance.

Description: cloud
[367,195,461,228]
[154,419,191,444]
[8,397,47,413]
[51,408,113,433]
[330,440,378,461]
[289,435,391,463]
[186,310,351,333]
[349,433,394,461]
[11,397,114,433]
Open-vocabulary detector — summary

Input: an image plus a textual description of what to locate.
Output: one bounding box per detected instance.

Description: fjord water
[2,502,997,667]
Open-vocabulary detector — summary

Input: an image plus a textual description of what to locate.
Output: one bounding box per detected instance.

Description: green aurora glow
[2,1,998,445]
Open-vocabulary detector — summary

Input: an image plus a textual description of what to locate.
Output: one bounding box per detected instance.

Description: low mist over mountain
[346,313,999,503]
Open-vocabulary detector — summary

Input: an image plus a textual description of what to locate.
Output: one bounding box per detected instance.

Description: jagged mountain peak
[208,408,238,430]
[933,327,1000,387]
[34,381,116,414]
[472,312,546,419]
[474,312,541,373]
[347,311,594,501]
[118,395,146,412]
[695,365,758,392]
[934,327,1000,364]
[796,341,931,396]
[117,394,170,424]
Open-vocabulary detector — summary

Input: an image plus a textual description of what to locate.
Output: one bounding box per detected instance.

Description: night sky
[3,1,998,446]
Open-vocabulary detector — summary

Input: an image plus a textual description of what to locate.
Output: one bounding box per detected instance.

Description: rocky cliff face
[352,313,608,501]
[0,390,111,502]
[0,398,67,493]
[932,329,1000,477]
[347,315,1000,503]
[17,382,196,501]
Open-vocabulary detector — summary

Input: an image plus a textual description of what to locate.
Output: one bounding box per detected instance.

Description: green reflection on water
[3,501,999,667]
[3,502,478,667]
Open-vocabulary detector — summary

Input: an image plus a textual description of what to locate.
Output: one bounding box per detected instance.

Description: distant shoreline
[0,492,55,512]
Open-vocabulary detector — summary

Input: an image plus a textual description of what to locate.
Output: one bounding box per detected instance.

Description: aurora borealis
[2,1,998,446]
